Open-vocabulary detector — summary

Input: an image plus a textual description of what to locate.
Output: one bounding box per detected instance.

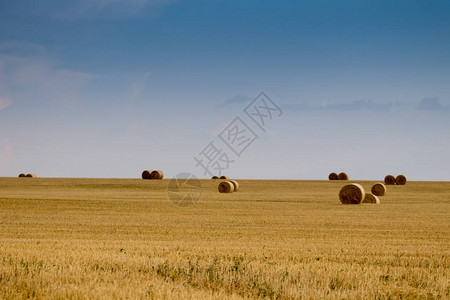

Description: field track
[1,178,449,299]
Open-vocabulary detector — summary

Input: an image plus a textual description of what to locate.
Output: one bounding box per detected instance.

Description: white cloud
[0,42,95,107]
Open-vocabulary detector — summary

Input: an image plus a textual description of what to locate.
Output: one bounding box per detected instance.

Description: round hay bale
[339,183,365,204]
[228,180,239,192]
[338,172,349,180]
[396,175,407,185]
[18,173,26,178]
[211,176,219,179]
[384,175,396,185]
[220,176,229,180]
[328,173,339,180]
[150,170,164,179]
[362,193,380,204]
[371,183,386,196]
[142,170,152,180]
[25,174,36,178]
[218,181,234,193]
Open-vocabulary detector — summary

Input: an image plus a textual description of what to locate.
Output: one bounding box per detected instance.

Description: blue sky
[1,0,449,180]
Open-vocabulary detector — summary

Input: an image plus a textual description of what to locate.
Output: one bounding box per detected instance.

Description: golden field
[0,177,449,299]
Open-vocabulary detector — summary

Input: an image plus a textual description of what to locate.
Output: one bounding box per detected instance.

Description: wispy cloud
[324,100,395,112]
[0,42,95,107]
[417,97,450,112]
[216,94,251,108]
[284,99,408,113]
[284,98,450,113]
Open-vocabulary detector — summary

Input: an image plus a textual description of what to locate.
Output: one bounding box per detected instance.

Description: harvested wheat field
[0,177,449,299]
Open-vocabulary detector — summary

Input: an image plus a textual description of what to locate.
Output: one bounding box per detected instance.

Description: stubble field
[0,177,449,299]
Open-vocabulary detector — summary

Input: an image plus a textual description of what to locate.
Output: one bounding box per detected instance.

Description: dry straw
[220,176,230,179]
[218,181,234,193]
[18,173,26,178]
[371,183,386,196]
[141,170,152,180]
[228,180,239,192]
[211,176,219,179]
[339,183,365,204]
[362,193,380,204]
[338,172,349,180]
[150,170,164,180]
[396,175,407,185]
[25,174,36,178]
[328,173,339,180]
[384,175,396,185]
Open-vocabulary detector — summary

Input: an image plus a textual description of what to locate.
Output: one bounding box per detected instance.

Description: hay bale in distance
[338,172,349,180]
[371,183,386,196]
[228,180,239,192]
[18,173,26,178]
[396,175,407,185]
[220,176,229,180]
[328,173,339,180]
[339,183,365,204]
[211,176,219,179]
[150,170,164,180]
[218,181,234,193]
[384,175,396,185]
[142,170,152,180]
[25,174,36,178]
[362,193,380,204]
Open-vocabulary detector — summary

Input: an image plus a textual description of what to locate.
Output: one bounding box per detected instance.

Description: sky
[1,0,449,180]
